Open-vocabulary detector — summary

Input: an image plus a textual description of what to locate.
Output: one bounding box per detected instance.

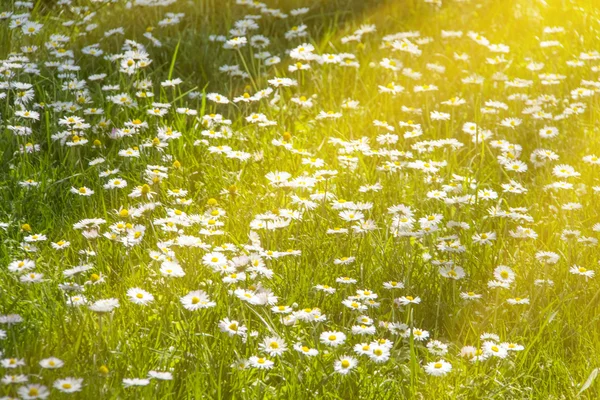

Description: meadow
[1,0,600,398]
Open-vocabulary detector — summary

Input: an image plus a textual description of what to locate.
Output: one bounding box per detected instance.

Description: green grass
[1,0,600,398]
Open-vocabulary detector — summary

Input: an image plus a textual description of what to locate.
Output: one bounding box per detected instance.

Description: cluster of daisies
[0,0,599,397]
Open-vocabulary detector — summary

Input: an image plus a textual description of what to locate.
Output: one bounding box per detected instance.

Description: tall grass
[0,0,599,398]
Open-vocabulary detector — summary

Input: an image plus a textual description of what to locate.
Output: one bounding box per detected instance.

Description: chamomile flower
[126,288,154,305]
[334,356,357,375]
[248,356,274,369]
[320,331,347,347]
[39,357,64,369]
[259,336,288,356]
[53,378,83,393]
[180,290,216,310]
[424,360,452,376]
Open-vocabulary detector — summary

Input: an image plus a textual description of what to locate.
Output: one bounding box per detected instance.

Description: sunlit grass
[0,0,600,398]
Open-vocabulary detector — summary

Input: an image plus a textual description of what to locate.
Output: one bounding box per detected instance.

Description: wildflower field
[1,0,600,398]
